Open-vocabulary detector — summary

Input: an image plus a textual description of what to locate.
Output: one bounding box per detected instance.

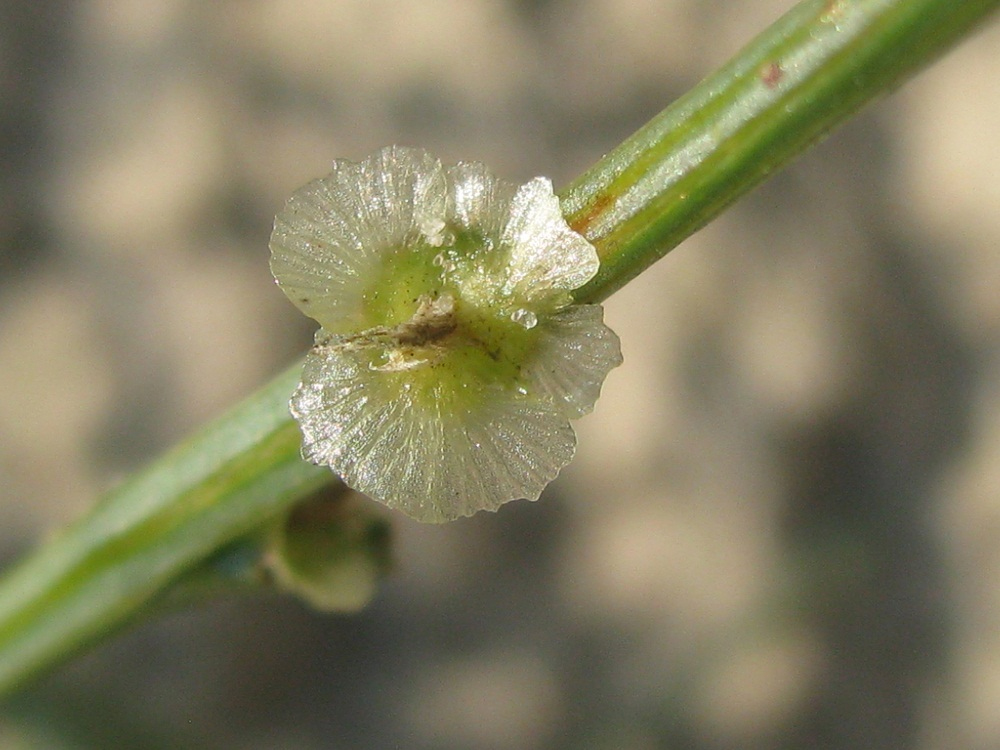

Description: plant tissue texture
[270,146,621,522]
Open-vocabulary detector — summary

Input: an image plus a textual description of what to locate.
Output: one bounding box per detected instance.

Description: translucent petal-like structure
[270,146,621,522]
[292,339,577,522]
[270,147,447,333]
[521,304,624,419]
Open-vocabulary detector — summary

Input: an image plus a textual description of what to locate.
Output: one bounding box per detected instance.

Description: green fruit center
[356,230,549,409]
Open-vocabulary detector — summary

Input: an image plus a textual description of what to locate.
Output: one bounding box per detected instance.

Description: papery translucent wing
[521,304,623,419]
[270,146,447,333]
[447,161,518,247]
[292,340,576,523]
[501,177,599,300]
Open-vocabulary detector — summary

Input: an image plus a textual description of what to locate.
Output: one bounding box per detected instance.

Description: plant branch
[565,0,1000,303]
[0,0,996,697]
[0,366,328,694]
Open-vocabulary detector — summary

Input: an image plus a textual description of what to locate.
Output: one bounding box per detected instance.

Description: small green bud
[264,491,391,612]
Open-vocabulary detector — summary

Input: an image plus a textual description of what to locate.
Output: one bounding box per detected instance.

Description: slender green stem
[0,366,327,694]
[565,0,1000,303]
[0,0,996,697]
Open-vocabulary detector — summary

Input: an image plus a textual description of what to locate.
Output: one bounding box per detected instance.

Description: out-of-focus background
[2,1,999,747]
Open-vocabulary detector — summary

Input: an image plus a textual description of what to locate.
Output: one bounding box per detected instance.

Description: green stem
[0,0,996,697]
[0,366,327,694]
[565,0,1000,303]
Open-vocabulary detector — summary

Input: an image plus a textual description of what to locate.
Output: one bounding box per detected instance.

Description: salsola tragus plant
[0,0,995,697]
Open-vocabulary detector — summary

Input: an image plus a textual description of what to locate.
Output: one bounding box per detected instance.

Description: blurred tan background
[2,1,1000,748]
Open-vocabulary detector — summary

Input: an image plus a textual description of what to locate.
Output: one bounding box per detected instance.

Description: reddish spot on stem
[760,61,783,88]
[569,192,614,238]
[822,0,848,21]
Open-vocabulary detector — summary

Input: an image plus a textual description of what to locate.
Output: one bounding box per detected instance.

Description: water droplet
[510,308,537,329]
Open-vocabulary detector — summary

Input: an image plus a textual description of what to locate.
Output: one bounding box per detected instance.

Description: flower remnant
[270,146,621,523]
